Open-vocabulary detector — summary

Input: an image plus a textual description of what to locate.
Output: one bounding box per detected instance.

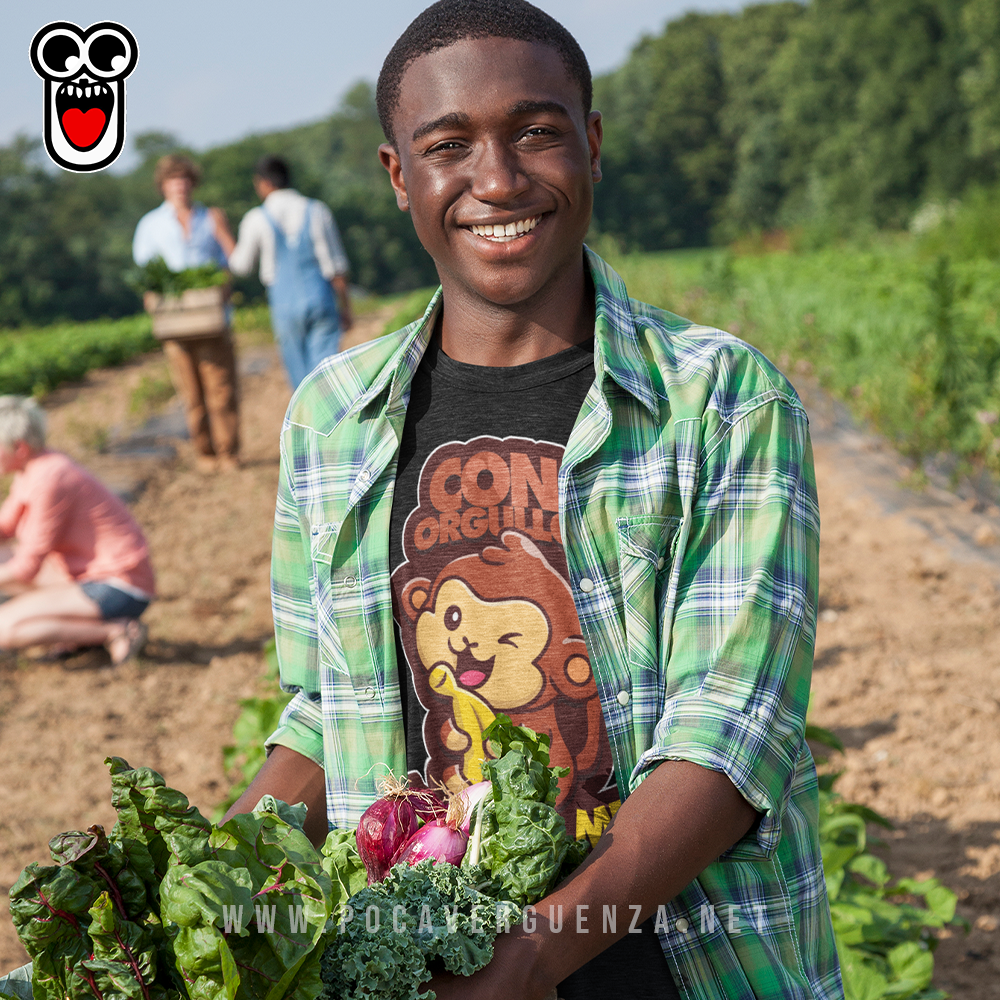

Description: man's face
[161,174,193,208]
[380,38,602,311]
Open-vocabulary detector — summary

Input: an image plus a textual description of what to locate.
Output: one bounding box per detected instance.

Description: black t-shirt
[388,332,679,999]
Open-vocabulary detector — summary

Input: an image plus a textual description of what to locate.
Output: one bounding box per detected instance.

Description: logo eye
[89,33,128,74]
[444,605,462,631]
[34,29,83,78]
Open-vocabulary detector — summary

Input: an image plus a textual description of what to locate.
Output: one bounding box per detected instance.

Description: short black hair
[254,155,290,189]
[376,0,592,147]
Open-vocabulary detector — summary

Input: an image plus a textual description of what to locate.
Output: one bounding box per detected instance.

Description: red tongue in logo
[61,108,107,148]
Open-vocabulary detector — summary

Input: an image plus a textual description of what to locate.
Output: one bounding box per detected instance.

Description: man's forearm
[332,275,352,329]
[431,759,759,1000]
[221,744,328,847]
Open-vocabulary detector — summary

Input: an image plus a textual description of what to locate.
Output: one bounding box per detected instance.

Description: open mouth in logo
[56,80,114,150]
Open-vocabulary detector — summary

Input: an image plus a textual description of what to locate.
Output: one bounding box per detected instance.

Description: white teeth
[86,87,92,98]
[469,216,541,241]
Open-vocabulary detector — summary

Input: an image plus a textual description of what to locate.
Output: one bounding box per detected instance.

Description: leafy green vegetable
[466,715,578,907]
[9,759,349,1000]
[808,728,964,1000]
[129,259,230,297]
[320,860,518,1000]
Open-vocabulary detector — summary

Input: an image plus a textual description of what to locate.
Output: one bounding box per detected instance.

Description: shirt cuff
[265,690,325,769]
[630,694,802,860]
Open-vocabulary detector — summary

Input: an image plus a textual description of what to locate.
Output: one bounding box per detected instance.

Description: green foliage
[381,287,437,336]
[215,639,292,821]
[129,259,230,296]
[129,373,176,417]
[321,861,519,1000]
[807,728,964,1000]
[592,0,999,246]
[466,716,576,909]
[0,314,156,396]
[10,758,351,1000]
[605,240,1000,475]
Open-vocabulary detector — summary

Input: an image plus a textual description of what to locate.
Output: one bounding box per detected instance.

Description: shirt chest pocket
[616,514,682,677]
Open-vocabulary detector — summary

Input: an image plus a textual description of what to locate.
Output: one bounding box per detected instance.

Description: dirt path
[0,316,997,995]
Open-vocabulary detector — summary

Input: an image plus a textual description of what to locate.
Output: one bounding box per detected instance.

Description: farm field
[604,239,1000,490]
[0,275,997,997]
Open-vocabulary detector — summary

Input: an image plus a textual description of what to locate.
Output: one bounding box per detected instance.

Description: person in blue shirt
[132,154,241,472]
[228,156,353,389]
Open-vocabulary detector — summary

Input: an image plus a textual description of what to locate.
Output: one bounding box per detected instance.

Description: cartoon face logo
[30,21,138,172]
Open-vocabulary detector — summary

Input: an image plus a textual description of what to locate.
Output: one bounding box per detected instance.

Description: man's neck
[437,259,595,367]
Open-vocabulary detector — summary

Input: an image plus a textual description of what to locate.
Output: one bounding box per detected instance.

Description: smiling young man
[226,2,843,998]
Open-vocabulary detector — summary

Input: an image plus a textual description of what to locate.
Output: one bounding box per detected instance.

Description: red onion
[395,819,468,868]
[355,782,419,885]
[455,781,492,835]
[410,787,448,823]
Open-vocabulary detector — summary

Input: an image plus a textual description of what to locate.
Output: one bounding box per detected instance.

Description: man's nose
[469,140,530,204]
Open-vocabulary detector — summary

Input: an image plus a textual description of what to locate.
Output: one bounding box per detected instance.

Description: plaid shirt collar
[321,247,659,431]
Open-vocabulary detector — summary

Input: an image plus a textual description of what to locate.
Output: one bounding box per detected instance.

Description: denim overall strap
[264,200,340,388]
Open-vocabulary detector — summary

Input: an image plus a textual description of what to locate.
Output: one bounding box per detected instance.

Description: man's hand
[432,760,758,999]
[222,744,328,847]
[332,275,353,332]
[209,206,236,258]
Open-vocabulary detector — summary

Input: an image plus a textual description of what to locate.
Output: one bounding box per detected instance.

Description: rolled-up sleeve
[228,211,263,279]
[632,397,820,859]
[267,430,325,768]
[311,202,350,280]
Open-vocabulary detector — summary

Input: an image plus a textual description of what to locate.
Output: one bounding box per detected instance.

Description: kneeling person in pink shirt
[0,396,155,664]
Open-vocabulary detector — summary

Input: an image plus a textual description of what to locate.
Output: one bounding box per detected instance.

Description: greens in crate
[129,258,229,297]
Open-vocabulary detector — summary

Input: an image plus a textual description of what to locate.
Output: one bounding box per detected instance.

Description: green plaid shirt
[268,250,843,999]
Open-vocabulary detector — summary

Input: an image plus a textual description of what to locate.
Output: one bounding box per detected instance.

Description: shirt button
[359,469,371,482]
[579,577,595,593]
[344,576,357,588]
[675,918,689,933]
[364,686,375,700]
[656,557,665,571]
[616,690,630,707]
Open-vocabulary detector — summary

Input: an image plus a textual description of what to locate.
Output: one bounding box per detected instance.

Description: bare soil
[0,317,997,997]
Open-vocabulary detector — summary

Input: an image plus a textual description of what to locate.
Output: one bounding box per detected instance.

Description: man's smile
[466,215,543,242]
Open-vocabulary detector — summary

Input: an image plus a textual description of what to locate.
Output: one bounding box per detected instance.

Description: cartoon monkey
[398,530,612,815]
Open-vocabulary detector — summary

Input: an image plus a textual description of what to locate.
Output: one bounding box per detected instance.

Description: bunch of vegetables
[320,716,588,1000]
[129,259,230,297]
[7,757,363,1000]
[5,718,587,1000]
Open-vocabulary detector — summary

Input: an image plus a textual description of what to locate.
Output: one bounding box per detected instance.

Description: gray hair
[0,396,47,451]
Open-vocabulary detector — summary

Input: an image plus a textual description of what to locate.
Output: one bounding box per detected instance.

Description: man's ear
[587,111,603,183]
[379,143,410,212]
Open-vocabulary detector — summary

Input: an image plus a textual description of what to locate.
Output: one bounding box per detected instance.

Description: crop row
[604,240,1000,479]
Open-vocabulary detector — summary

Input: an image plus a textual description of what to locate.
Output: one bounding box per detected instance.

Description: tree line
[2,0,998,327]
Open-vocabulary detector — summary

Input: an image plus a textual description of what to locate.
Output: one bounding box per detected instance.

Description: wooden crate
[145,286,229,341]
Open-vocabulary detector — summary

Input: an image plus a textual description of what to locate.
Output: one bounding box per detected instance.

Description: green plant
[127,258,229,296]
[128,372,175,418]
[381,287,437,336]
[0,315,157,397]
[215,639,292,820]
[808,725,964,1000]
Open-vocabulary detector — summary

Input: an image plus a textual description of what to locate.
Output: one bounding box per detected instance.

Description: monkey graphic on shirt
[391,436,618,837]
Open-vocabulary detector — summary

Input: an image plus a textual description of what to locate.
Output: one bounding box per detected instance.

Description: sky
[5,0,756,168]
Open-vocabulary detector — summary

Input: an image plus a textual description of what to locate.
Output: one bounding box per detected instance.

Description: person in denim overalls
[229,156,353,388]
